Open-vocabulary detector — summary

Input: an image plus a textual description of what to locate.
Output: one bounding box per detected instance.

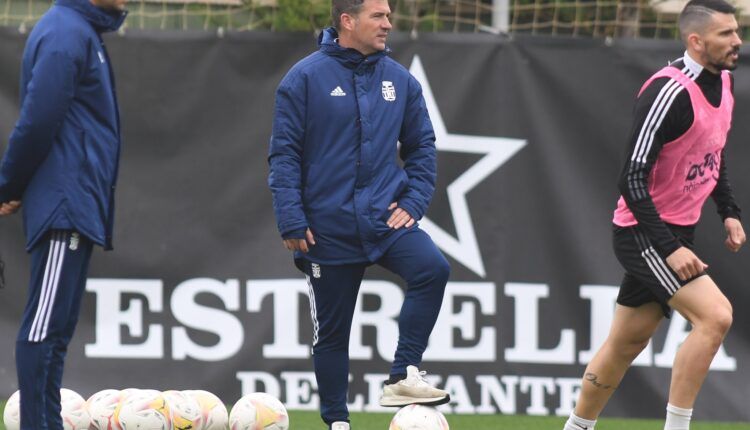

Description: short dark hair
[331,0,366,30]
[679,0,736,41]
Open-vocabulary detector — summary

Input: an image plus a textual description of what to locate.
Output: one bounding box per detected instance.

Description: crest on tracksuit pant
[382,81,396,101]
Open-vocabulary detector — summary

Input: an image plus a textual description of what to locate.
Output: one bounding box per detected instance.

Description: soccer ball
[229,393,289,430]
[88,389,123,430]
[183,390,228,430]
[111,389,143,430]
[163,390,202,430]
[120,388,142,399]
[3,390,20,430]
[3,389,93,430]
[117,389,171,430]
[389,404,449,430]
[61,388,91,430]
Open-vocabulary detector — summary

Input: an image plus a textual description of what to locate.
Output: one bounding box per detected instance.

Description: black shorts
[613,224,705,317]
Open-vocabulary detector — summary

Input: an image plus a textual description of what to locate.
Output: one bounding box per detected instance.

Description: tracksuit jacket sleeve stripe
[0,49,79,203]
[617,71,695,257]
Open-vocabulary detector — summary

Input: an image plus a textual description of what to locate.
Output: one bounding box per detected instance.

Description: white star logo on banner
[409,56,527,278]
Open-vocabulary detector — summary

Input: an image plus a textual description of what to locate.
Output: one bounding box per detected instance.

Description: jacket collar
[318,27,390,69]
[56,0,127,33]
[683,51,705,77]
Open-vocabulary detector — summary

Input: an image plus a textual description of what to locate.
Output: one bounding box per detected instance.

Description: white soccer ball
[3,390,20,430]
[120,388,142,399]
[183,390,228,430]
[117,389,171,430]
[87,389,123,430]
[389,404,449,430]
[3,389,94,430]
[61,389,91,430]
[229,393,289,430]
[111,389,144,430]
[163,390,202,430]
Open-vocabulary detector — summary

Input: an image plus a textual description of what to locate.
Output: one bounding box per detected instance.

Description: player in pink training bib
[564,1,745,430]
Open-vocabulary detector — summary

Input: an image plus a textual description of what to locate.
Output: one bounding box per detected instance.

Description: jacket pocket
[375,167,409,220]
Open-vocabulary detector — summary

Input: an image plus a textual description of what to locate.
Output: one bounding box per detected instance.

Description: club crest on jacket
[382,81,396,101]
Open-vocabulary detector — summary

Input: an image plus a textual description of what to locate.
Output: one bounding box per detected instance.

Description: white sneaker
[331,422,350,430]
[379,365,450,407]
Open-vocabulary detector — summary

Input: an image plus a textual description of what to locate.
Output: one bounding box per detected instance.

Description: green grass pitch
[1,401,748,429]
[292,411,749,429]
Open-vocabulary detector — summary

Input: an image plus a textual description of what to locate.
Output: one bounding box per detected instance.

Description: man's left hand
[0,200,21,216]
[387,202,414,230]
[724,217,746,252]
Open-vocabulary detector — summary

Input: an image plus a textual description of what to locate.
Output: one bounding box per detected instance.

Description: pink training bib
[613,66,734,227]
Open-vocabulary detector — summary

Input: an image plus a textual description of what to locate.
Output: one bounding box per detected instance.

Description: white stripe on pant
[633,229,680,295]
[28,231,67,342]
[306,275,320,348]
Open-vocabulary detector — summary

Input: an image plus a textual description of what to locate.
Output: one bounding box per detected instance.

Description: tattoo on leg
[585,372,616,390]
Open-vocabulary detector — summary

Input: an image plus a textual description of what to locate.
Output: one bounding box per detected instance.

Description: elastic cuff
[396,200,420,221]
[666,403,693,417]
[570,411,597,428]
[282,227,307,240]
[660,239,682,259]
[722,213,741,222]
[386,373,407,385]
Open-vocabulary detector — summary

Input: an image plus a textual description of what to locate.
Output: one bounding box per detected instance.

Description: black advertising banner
[1,28,749,421]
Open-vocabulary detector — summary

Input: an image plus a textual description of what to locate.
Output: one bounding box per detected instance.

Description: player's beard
[706,43,740,71]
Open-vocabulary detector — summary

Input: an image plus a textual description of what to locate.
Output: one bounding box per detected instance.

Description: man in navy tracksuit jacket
[268,0,450,428]
[0,0,126,427]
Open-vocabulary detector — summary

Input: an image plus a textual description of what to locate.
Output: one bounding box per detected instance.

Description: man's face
[90,0,127,12]
[699,12,742,71]
[344,0,392,55]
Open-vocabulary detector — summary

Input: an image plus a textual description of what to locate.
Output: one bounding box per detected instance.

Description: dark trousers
[16,230,93,430]
[301,228,450,425]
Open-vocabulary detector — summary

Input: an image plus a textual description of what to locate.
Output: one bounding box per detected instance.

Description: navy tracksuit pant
[300,228,450,425]
[16,230,93,430]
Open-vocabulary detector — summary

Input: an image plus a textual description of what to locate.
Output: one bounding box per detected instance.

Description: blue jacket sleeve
[0,48,79,203]
[397,75,437,220]
[268,71,309,237]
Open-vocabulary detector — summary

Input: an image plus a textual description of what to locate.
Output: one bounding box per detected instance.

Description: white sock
[664,403,693,430]
[564,412,597,430]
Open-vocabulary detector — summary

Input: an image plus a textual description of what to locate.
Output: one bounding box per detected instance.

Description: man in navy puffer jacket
[268,0,451,428]
[0,0,126,427]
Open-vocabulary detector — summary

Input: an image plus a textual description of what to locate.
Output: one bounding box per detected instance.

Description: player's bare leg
[566,302,663,428]
[667,275,732,408]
